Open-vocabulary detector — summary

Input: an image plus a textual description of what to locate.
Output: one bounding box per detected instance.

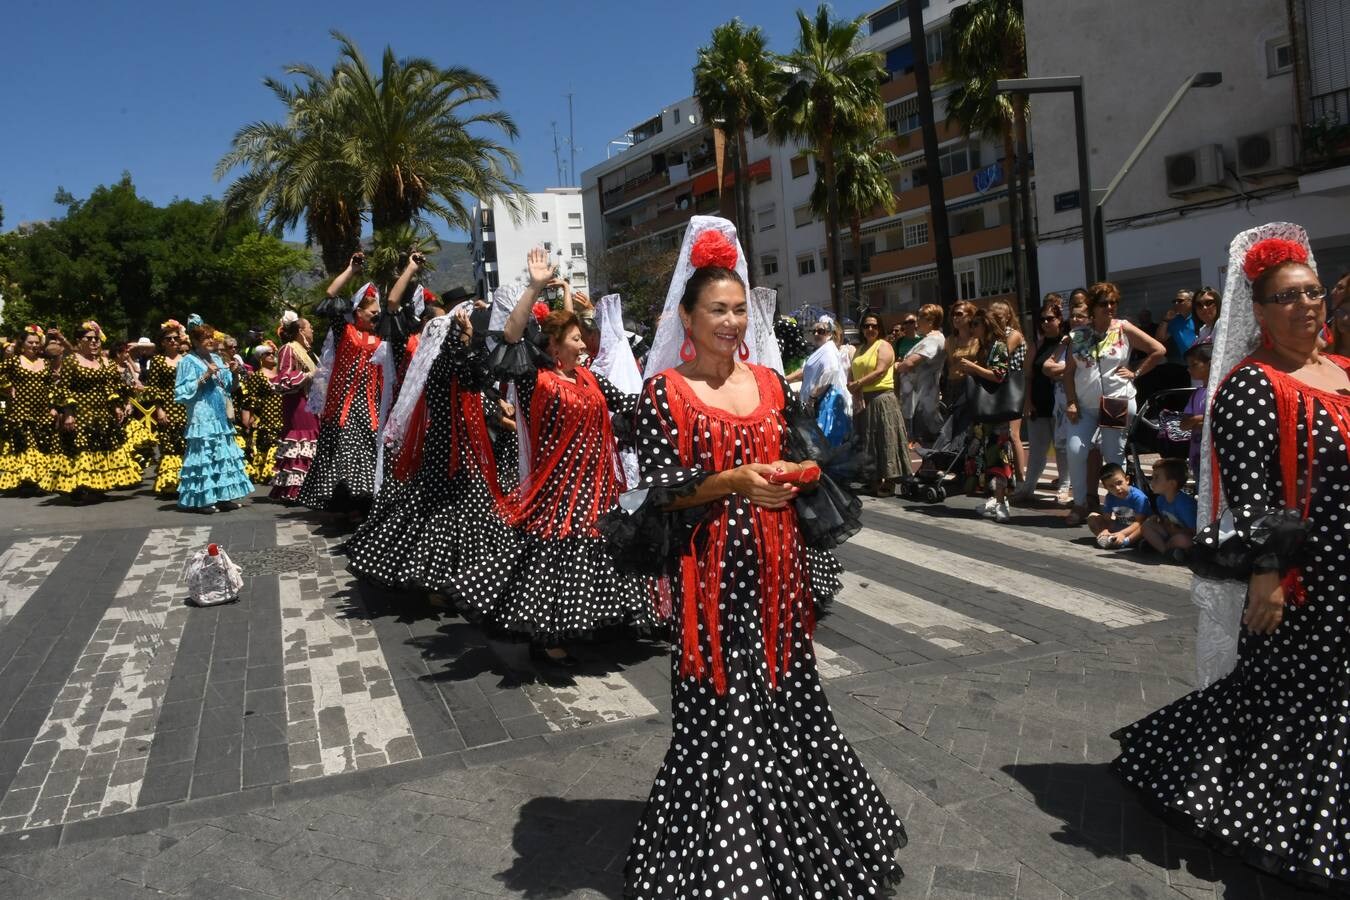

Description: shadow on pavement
[496,796,641,899]
[1004,762,1321,899]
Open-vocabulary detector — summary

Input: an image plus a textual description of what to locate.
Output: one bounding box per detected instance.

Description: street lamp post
[998,72,1222,286]
[995,76,1096,285]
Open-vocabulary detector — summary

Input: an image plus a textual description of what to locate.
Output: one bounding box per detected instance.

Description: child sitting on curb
[1141,457,1197,563]
[1088,463,1148,549]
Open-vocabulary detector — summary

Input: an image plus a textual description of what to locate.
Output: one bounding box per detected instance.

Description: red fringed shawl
[660,365,814,695]
[1209,354,1350,604]
[509,366,622,539]
[321,323,383,429]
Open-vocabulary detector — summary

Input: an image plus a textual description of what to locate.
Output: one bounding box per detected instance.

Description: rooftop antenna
[550,122,564,187]
[566,91,576,186]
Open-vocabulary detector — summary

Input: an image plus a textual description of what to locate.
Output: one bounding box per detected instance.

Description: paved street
[0,485,1323,899]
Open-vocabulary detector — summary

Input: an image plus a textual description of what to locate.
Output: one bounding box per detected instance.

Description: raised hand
[526,247,553,288]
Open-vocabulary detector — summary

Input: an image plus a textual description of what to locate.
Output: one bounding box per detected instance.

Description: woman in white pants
[1063,283,1165,526]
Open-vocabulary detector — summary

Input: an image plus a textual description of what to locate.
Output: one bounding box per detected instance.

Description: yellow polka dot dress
[0,356,57,491]
[41,358,143,495]
[143,354,187,494]
[239,370,284,484]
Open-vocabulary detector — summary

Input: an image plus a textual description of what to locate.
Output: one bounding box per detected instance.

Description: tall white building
[470,188,588,298]
[1024,0,1350,313]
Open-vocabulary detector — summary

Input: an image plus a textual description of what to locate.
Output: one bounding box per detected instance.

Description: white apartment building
[1024,0,1350,314]
[579,97,830,314]
[471,188,588,299]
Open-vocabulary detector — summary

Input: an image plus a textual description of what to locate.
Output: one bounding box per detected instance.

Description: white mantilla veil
[1191,222,1317,687]
[590,293,644,486]
[487,284,532,484]
[644,216,784,378]
[307,281,376,416]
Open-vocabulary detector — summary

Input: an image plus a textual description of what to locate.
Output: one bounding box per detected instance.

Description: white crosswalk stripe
[275,522,421,779]
[846,526,1167,629]
[0,535,82,629]
[1,528,207,832]
[862,500,1192,591]
[524,672,659,731]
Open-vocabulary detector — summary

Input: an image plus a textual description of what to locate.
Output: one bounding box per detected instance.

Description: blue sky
[4,0,874,236]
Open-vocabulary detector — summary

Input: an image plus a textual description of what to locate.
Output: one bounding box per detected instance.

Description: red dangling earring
[679,334,696,362]
[738,339,750,361]
[1260,327,1273,349]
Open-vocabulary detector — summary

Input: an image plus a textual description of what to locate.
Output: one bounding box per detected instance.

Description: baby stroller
[1123,386,1196,497]
[898,399,973,503]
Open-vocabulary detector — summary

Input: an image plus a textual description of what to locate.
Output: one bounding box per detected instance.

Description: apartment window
[568,212,582,228]
[1266,37,1293,76]
[671,106,680,124]
[957,265,977,301]
[953,208,985,236]
[570,243,584,258]
[543,242,551,252]
[938,141,982,178]
[886,97,921,135]
[790,155,810,179]
[903,220,929,248]
[762,255,779,277]
[797,255,817,276]
[756,206,776,232]
[571,272,587,287]
[793,204,816,228]
[978,251,1014,297]
[869,1,926,35]
[541,211,549,223]
[926,26,948,65]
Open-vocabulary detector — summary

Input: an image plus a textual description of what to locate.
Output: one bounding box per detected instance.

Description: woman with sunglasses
[1193,287,1222,342]
[42,321,142,501]
[797,315,852,446]
[956,308,1016,521]
[894,304,946,446]
[943,301,981,408]
[1013,298,1070,505]
[1062,284,1165,526]
[849,310,911,495]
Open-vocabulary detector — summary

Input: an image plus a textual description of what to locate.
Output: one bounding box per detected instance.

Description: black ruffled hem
[794,472,863,550]
[1189,507,1310,582]
[487,321,553,380]
[597,476,708,576]
[446,591,668,646]
[1108,756,1350,896]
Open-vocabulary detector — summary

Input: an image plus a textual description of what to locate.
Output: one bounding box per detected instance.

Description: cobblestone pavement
[0,484,1323,898]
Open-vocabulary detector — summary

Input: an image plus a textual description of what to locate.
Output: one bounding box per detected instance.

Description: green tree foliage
[3,176,313,340]
[772,6,886,320]
[694,20,778,288]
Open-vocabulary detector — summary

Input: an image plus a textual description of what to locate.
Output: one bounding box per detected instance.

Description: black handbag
[965,370,1025,424]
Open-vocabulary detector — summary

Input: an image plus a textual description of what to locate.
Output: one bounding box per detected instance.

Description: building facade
[579,98,830,316]
[1024,0,1350,316]
[471,188,588,299]
[847,0,1027,317]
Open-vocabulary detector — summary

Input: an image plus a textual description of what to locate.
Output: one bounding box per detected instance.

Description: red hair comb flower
[690,229,739,271]
[363,285,379,301]
[1243,238,1308,282]
[532,302,551,323]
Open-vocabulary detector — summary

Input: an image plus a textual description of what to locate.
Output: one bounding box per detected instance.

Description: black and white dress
[346,329,518,593]
[450,336,656,642]
[614,365,906,898]
[1112,358,1350,892]
[298,298,415,513]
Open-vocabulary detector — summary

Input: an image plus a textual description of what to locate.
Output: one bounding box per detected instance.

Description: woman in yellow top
[849,310,911,495]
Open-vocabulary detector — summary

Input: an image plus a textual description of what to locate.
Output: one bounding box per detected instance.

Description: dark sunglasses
[1039,315,1060,323]
[1260,285,1326,306]
[862,322,881,330]
[1195,300,1218,309]
[901,320,917,326]
[812,327,831,335]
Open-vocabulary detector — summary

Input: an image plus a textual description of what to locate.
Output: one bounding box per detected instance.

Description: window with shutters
[790,155,810,178]
[797,255,817,276]
[793,204,815,228]
[903,220,928,248]
[762,255,779,277]
[978,252,1014,297]
[886,97,922,135]
[756,206,776,232]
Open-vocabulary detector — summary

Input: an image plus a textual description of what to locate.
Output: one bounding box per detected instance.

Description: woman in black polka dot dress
[1113,237,1350,892]
[0,325,58,493]
[608,229,905,898]
[452,248,656,664]
[347,308,519,592]
[299,251,417,518]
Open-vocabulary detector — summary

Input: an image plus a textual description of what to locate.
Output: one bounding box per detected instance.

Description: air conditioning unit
[1236,126,1297,178]
[1165,144,1226,196]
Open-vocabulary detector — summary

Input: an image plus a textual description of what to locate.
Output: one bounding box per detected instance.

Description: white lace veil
[381,301,472,451]
[1191,222,1316,687]
[644,216,784,378]
[307,281,375,415]
[486,284,534,484]
[590,293,643,487]
[801,315,851,414]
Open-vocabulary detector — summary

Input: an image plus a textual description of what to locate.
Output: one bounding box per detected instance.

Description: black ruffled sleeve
[1189,365,1310,580]
[594,372,638,447]
[597,375,709,576]
[775,372,863,550]
[429,323,490,393]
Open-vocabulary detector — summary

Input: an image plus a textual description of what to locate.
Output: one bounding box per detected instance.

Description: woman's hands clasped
[725,461,820,509]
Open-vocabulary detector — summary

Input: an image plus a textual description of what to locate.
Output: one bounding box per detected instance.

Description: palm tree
[945,0,1038,306]
[367,224,440,290]
[694,20,778,288]
[808,129,898,314]
[326,32,529,234]
[908,0,958,311]
[773,6,886,321]
[215,68,364,275]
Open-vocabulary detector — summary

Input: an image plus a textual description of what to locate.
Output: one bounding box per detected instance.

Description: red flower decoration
[690,229,739,271]
[532,302,551,323]
[422,289,437,304]
[363,284,379,301]
[1243,238,1308,282]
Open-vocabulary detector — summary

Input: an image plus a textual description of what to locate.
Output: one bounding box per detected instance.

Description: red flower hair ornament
[363,284,380,301]
[532,302,551,323]
[1243,238,1309,282]
[690,229,739,271]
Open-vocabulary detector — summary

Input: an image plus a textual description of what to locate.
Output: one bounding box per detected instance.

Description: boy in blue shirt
[1142,457,1198,563]
[1087,463,1149,549]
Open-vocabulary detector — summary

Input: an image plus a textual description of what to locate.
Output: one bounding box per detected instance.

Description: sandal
[1065,508,1087,527]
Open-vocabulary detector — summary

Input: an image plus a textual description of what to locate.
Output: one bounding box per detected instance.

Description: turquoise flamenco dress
[175,352,252,509]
